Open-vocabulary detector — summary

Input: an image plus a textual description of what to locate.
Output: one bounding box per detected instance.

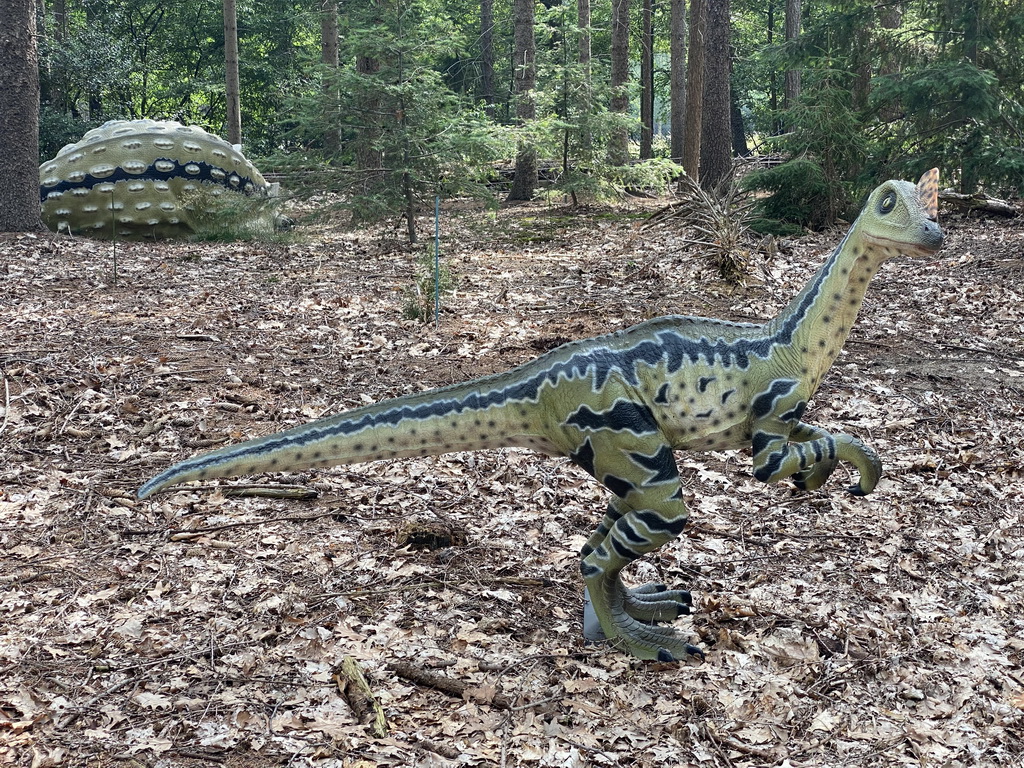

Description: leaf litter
[1,201,1022,767]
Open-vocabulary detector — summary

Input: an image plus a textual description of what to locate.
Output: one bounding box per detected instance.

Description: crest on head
[916,168,939,221]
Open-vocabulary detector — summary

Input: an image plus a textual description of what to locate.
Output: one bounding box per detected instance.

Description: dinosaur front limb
[753,421,882,495]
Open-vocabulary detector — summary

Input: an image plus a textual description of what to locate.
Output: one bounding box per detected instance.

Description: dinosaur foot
[583,586,703,662]
[622,582,692,622]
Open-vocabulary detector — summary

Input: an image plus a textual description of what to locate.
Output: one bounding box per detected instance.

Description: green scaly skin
[138,171,943,662]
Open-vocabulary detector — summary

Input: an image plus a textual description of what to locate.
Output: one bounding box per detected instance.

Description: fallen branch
[388,660,514,710]
[334,656,389,738]
[939,190,1019,217]
[122,508,342,538]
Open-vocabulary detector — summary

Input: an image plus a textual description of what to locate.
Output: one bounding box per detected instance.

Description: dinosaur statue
[40,119,275,239]
[138,170,943,662]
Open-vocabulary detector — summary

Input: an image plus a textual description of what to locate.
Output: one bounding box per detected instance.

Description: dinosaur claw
[657,648,676,663]
[685,644,706,661]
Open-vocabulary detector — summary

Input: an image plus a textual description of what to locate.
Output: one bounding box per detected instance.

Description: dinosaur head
[858,168,943,257]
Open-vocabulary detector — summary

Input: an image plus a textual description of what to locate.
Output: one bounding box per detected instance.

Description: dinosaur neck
[767,225,889,394]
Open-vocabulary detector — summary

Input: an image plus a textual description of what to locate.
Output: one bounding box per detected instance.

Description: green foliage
[744,157,832,231]
[869,61,1024,194]
[402,244,456,322]
[182,187,286,243]
[746,73,867,229]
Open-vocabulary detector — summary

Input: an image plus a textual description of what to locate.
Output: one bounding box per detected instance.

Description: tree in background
[669,0,686,163]
[223,0,241,145]
[607,0,631,166]
[0,0,43,232]
[321,0,341,156]
[682,0,706,180]
[639,0,654,160]
[699,0,732,190]
[508,0,538,202]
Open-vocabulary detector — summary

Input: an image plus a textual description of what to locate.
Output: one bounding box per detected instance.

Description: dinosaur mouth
[865,224,944,256]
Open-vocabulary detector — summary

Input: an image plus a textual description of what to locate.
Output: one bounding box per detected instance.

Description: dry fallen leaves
[1,203,1022,767]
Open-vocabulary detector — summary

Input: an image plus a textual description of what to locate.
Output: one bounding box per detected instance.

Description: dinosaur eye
[879,191,897,214]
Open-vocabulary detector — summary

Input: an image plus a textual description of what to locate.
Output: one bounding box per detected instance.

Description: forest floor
[2,191,1023,768]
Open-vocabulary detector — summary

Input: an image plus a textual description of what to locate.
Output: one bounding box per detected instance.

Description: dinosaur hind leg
[582,498,692,624]
[579,466,703,662]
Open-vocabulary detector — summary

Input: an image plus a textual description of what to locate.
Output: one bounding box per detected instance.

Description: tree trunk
[682,0,706,180]
[699,0,731,190]
[783,0,800,110]
[767,0,778,132]
[577,0,592,153]
[0,0,43,232]
[731,90,747,156]
[321,0,340,156]
[608,0,631,166]
[669,0,686,162]
[507,0,537,202]
[480,0,495,115]
[47,0,69,111]
[223,0,242,145]
[639,0,654,160]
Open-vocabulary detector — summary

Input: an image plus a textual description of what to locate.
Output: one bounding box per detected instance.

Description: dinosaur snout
[917,219,943,253]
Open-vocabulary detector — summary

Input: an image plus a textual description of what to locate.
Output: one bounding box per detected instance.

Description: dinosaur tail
[137,373,558,499]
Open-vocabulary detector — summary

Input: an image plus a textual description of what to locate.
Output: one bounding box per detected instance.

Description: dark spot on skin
[479,434,489,441]
[198,470,208,478]
[800,347,809,354]
[818,340,827,348]
[823,316,831,323]
[474,419,481,426]
[387,436,395,443]
[351,446,361,453]
[521,421,531,429]
[313,451,322,459]
[271,458,279,466]
[488,420,496,428]
[711,419,721,427]
[833,293,842,301]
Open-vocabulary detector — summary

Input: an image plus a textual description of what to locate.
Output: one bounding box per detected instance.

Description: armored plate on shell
[39,119,269,239]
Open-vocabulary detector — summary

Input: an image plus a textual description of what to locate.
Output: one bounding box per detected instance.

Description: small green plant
[402,245,456,322]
